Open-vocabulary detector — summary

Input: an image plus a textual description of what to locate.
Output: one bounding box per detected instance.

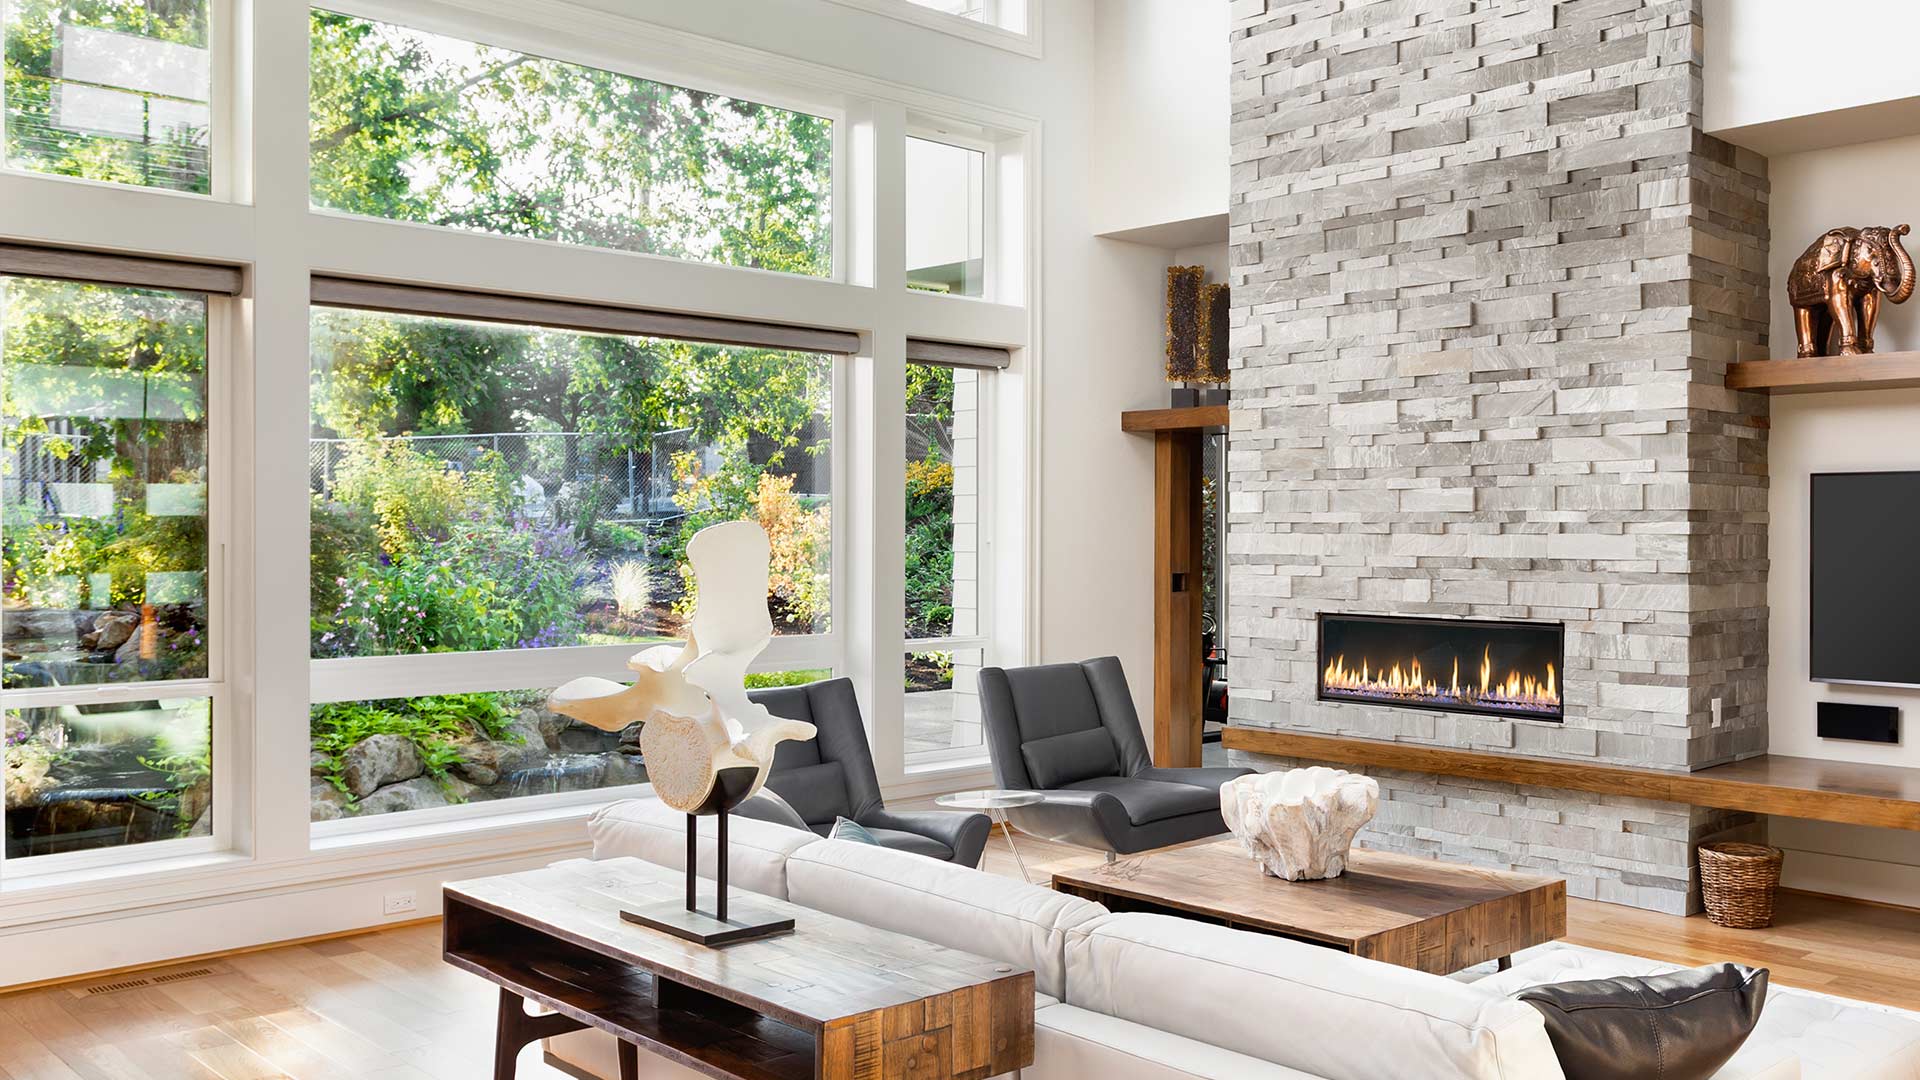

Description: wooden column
[1153,429,1204,768]
[1123,406,1227,768]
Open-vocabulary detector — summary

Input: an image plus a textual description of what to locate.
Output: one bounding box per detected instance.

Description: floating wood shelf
[1221,728,1920,831]
[1726,351,1920,394]
[1119,405,1229,433]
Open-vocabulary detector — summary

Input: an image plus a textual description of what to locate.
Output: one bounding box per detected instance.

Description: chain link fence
[309,429,702,525]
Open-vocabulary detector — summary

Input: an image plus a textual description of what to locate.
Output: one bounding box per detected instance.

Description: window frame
[0,0,1040,911]
[816,0,1041,57]
[0,0,238,201]
[304,297,848,828]
[305,1,852,285]
[903,361,994,769]
[906,126,998,303]
[0,279,239,882]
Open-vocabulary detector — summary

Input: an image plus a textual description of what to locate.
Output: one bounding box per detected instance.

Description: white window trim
[0,0,1042,943]
[0,286,241,881]
[817,0,1043,59]
[906,126,998,303]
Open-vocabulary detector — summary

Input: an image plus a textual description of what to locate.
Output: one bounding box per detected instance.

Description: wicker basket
[1698,842,1784,929]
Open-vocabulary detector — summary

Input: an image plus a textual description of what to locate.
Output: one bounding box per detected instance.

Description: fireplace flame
[1322,648,1560,714]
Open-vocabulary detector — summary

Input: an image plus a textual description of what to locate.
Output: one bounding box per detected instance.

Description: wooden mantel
[1121,406,1225,768]
[1222,727,1920,831]
[1120,405,1229,432]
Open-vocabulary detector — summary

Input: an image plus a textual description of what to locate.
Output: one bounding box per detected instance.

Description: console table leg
[1497,956,1512,972]
[492,987,588,1080]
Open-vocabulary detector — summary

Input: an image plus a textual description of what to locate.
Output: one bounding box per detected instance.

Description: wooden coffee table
[1051,841,1565,975]
[445,857,1034,1080]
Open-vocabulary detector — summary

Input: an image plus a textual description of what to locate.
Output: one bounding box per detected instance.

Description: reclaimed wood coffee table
[1051,840,1565,975]
[444,857,1034,1080]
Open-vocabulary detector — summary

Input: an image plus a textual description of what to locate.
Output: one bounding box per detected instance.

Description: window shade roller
[310,275,861,355]
[0,244,243,296]
[905,337,1011,370]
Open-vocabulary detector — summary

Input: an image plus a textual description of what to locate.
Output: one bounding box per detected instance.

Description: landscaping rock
[91,612,140,651]
[2,608,85,642]
[602,754,648,788]
[534,708,570,751]
[113,625,151,664]
[310,750,331,776]
[340,734,423,798]
[353,776,449,815]
[310,780,352,821]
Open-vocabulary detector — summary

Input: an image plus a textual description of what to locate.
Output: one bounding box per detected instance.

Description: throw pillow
[1515,963,1769,1080]
[829,816,880,845]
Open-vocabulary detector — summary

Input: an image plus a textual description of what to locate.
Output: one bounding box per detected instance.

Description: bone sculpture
[547,520,814,942]
[1220,767,1380,881]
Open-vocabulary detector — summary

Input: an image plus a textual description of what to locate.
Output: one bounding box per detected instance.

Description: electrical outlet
[1710,697,1724,728]
[382,890,417,917]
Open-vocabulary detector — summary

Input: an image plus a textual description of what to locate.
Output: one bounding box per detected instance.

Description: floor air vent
[72,966,216,997]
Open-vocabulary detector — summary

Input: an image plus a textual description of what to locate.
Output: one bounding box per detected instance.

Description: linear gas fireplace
[1318,613,1564,721]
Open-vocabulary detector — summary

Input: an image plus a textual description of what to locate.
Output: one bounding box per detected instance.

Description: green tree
[2,0,211,192]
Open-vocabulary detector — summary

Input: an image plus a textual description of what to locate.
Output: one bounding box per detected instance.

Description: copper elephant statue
[1789,224,1915,357]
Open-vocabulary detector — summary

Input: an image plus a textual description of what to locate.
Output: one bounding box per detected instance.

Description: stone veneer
[1224,0,1770,913]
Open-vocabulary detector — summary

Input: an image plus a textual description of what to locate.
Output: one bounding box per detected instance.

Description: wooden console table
[444,858,1034,1080]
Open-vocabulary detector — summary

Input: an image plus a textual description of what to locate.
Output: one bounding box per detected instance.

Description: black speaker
[1817,701,1900,744]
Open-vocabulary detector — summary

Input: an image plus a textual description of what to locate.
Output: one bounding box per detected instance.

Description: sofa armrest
[861,807,993,867]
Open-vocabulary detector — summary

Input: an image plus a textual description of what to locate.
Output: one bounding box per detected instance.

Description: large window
[907,136,986,297]
[2,275,217,860]
[309,11,834,276]
[905,360,986,762]
[308,303,832,820]
[3,0,212,193]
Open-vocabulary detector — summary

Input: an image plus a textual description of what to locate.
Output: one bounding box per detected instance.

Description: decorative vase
[1220,767,1380,881]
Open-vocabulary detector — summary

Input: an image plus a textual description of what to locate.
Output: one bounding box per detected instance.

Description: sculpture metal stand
[549,520,813,946]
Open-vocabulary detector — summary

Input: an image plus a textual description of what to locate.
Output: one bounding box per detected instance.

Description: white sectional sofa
[545,797,1920,1080]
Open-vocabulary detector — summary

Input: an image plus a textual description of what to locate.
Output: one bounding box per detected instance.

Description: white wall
[1765,134,1920,907]
[1089,0,1228,242]
[1705,0,1920,155]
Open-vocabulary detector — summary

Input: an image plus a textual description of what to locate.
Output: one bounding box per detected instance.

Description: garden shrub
[310,692,517,803]
[319,516,587,655]
[904,454,955,638]
[668,451,828,632]
[331,440,508,559]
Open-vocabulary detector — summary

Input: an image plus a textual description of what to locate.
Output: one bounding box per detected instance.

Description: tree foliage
[308,10,831,273]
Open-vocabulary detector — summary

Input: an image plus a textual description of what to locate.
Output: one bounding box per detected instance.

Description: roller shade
[310,275,861,355]
[905,337,1011,370]
[0,243,243,295]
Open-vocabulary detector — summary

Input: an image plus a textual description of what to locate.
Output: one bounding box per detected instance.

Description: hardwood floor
[5,836,1919,1079]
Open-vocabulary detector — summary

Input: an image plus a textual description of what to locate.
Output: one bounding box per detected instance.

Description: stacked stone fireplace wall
[1225,0,1770,914]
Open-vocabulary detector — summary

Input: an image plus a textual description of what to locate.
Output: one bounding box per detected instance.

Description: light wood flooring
[5,834,1919,1079]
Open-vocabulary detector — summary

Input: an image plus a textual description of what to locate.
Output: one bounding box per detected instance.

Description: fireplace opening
[1317,614,1563,721]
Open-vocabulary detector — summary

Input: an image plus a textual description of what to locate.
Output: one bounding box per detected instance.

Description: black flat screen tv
[1811,471,1920,687]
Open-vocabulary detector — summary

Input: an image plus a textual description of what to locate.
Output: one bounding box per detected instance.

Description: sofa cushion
[1476,942,1915,1080]
[1063,776,1220,825]
[784,836,1108,999]
[1065,913,1565,1080]
[1023,726,1121,789]
[1033,1004,1328,1080]
[587,795,819,900]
